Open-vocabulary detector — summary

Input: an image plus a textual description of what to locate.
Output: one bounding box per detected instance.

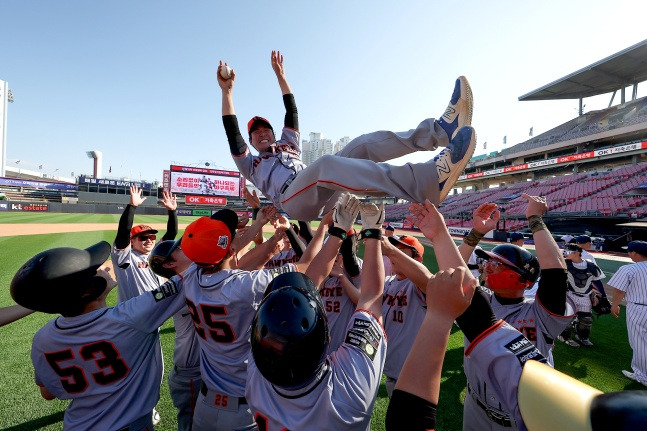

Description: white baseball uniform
[484,269,575,366]
[246,309,387,431]
[320,267,362,352]
[31,278,186,431]
[381,276,428,396]
[264,248,299,269]
[463,321,547,431]
[608,261,647,385]
[233,121,446,221]
[112,244,165,303]
[182,263,296,431]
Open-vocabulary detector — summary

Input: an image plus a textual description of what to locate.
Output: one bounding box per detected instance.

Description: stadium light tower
[0,80,14,178]
[86,150,103,178]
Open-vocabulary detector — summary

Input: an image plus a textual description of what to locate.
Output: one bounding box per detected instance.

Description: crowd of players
[7,51,647,431]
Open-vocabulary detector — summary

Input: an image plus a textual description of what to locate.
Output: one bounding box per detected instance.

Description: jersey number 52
[186,299,236,343]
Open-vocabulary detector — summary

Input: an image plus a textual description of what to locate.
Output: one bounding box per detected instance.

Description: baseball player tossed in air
[247,197,387,431]
[380,233,433,398]
[319,230,363,352]
[218,50,476,221]
[113,185,178,303]
[149,240,202,431]
[559,243,604,348]
[11,242,188,431]
[609,240,647,386]
[174,208,325,431]
[438,196,575,368]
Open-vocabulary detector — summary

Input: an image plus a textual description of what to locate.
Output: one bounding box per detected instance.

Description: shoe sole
[439,128,477,202]
[441,76,474,140]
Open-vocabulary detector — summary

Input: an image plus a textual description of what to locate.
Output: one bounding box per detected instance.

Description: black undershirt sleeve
[283,94,298,130]
[297,220,313,244]
[386,389,437,431]
[223,115,248,156]
[115,204,136,249]
[162,210,178,241]
[535,268,568,315]
[340,235,360,278]
[284,227,306,258]
[455,287,498,342]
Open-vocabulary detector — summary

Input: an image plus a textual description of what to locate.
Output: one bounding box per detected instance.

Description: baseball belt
[467,384,514,428]
[200,383,247,411]
[280,173,298,194]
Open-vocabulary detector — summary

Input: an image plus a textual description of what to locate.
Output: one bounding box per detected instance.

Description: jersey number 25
[186,299,236,343]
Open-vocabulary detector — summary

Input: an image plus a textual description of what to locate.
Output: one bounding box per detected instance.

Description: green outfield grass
[0,212,204,224]
[0,224,642,430]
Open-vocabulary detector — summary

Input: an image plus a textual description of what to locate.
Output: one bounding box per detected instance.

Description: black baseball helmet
[10,241,111,316]
[263,271,319,299]
[251,274,329,389]
[149,239,181,279]
[476,244,540,284]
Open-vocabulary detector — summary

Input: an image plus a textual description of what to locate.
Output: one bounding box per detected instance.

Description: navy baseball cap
[384,225,395,231]
[510,232,524,241]
[626,241,647,256]
[575,235,592,244]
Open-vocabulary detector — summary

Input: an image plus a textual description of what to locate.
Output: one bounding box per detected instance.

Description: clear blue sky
[2,1,646,183]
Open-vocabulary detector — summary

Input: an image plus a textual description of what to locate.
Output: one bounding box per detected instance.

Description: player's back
[247,310,386,431]
[183,265,293,397]
[31,286,184,431]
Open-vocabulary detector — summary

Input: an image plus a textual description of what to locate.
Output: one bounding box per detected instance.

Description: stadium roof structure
[519,39,647,103]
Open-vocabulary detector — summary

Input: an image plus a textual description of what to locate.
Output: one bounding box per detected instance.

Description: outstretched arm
[272,50,298,130]
[456,203,499,263]
[219,59,249,157]
[356,203,385,319]
[407,200,468,270]
[161,190,178,241]
[115,185,145,249]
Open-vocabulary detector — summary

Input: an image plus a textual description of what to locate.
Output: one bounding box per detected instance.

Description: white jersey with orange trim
[31,277,186,431]
[320,267,362,352]
[182,263,296,397]
[463,321,547,431]
[246,310,387,431]
[112,244,165,303]
[264,248,300,269]
[484,269,575,367]
[381,276,427,379]
[233,127,304,211]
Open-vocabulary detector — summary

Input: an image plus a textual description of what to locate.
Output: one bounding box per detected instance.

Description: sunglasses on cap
[137,234,156,242]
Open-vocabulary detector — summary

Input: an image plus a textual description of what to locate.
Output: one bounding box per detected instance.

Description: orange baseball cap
[388,235,424,258]
[130,224,158,239]
[181,209,238,265]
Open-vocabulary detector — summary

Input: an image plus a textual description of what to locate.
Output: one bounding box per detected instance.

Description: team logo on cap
[217,235,229,249]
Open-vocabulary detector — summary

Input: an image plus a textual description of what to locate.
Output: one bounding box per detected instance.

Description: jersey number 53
[186,299,236,343]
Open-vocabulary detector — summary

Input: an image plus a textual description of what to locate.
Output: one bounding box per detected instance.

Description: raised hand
[333,194,360,231]
[426,267,477,322]
[217,60,236,91]
[407,199,445,241]
[359,202,385,230]
[244,187,261,209]
[522,193,548,219]
[271,50,286,78]
[161,190,177,211]
[472,202,499,234]
[271,213,290,232]
[129,185,146,207]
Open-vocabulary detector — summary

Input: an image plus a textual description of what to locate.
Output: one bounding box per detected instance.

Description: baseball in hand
[220,65,232,79]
